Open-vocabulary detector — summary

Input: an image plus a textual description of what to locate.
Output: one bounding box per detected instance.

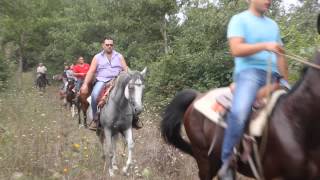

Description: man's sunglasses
[105,44,113,47]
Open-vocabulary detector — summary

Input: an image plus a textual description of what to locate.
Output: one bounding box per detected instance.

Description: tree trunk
[161,15,169,55]
[16,33,25,89]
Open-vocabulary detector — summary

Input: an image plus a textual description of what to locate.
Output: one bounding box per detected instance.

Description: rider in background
[218,0,290,179]
[80,36,128,130]
[36,63,50,85]
[73,56,90,94]
[61,64,76,92]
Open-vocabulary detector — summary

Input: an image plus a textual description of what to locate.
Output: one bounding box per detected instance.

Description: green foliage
[0,53,9,88]
[0,0,319,106]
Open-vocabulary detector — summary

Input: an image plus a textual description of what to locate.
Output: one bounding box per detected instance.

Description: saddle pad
[194,87,232,128]
[194,88,286,134]
[249,89,286,137]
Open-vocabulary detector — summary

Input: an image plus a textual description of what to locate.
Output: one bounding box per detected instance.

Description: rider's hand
[264,42,284,54]
[80,84,88,95]
[279,79,291,90]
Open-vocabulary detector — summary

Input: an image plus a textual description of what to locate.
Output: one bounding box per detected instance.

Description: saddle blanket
[194,87,286,136]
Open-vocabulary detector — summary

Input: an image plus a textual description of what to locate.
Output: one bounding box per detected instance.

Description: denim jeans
[221,68,280,163]
[91,81,106,117]
[75,79,84,93]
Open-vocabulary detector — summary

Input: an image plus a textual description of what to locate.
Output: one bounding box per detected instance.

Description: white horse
[87,68,147,176]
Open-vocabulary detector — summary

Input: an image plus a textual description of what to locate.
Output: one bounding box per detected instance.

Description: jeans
[91,81,106,118]
[221,68,280,163]
[75,79,84,93]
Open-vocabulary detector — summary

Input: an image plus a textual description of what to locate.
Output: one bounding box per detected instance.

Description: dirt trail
[0,73,197,180]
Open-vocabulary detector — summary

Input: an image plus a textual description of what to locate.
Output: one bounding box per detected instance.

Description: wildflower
[63,168,68,173]
[73,143,80,149]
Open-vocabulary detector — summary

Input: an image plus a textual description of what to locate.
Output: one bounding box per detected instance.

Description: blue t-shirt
[227,10,282,75]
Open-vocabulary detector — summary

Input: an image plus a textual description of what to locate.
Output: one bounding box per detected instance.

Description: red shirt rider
[73,57,90,80]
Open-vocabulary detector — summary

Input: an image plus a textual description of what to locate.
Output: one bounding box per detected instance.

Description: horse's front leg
[122,127,134,176]
[71,103,76,118]
[77,104,82,127]
[111,135,118,171]
[102,128,115,177]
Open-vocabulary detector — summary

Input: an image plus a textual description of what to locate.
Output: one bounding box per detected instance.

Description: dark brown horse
[77,81,93,128]
[161,15,320,180]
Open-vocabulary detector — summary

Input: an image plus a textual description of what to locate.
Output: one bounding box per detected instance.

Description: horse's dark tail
[161,89,198,157]
[317,14,320,34]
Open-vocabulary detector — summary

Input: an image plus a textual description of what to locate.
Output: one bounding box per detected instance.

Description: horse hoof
[112,165,119,171]
[122,167,129,176]
[101,155,106,160]
[109,170,115,177]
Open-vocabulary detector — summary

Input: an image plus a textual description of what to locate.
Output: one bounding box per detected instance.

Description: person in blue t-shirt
[218,0,290,179]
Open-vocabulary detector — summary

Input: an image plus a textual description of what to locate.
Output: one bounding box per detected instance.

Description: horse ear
[317,14,320,34]
[141,67,147,78]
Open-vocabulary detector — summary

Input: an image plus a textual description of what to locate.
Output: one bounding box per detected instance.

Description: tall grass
[0,73,198,180]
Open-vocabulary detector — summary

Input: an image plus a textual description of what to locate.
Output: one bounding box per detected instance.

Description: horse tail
[161,89,198,157]
[317,14,319,34]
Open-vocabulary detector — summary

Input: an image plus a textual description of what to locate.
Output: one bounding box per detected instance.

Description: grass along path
[0,72,197,180]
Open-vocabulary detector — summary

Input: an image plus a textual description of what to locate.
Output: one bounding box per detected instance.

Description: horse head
[67,79,75,91]
[125,67,147,115]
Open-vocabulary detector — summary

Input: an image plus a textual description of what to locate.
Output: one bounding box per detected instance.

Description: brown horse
[77,82,93,128]
[161,15,320,180]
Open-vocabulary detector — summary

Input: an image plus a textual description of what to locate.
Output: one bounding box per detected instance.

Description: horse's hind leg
[122,127,134,176]
[194,147,213,180]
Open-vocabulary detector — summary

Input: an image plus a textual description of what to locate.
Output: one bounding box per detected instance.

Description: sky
[282,0,301,10]
[176,0,303,23]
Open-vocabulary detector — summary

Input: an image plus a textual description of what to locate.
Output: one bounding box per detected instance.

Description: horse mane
[112,72,131,98]
[107,70,144,129]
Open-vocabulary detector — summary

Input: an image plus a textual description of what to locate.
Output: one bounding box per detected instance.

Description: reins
[277,51,320,70]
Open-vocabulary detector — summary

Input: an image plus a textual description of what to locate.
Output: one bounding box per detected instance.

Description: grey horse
[96,67,147,177]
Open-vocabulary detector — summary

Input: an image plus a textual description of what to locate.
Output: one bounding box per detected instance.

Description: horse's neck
[108,75,129,106]
[283,69,320,124]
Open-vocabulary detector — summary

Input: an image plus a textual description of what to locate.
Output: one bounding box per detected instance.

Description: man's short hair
[102,36,113,43]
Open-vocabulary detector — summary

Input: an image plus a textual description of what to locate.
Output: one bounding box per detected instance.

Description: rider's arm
[72,67,81,76]
[229,38,284,57]
[120,55,128,72]
[228,15,284,57]
[277,53,288,81]
[83,57,98,86]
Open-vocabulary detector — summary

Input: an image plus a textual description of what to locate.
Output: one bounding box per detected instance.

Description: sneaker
[217,158,236,180]
[88,114,99,131]
[218,166,235,180]
[88,120,98,131]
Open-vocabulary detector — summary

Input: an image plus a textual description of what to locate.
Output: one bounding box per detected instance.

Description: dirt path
[0,73,197,180]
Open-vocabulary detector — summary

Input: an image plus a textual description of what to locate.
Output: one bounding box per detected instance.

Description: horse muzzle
[134,106,143,115]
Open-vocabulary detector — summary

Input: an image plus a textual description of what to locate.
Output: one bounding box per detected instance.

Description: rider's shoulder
[95,51,104,57]
[113,50,123,58]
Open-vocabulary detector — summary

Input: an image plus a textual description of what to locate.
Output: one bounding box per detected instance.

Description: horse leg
[193,147,212,180]
[71,103,75,118]
[207,152,221,180]
[122,127,134,176]
[102,128,115,177]
[81,102,88,128]
[83,112,87,128]
[77,102,82,127]
[111,135,118,171]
